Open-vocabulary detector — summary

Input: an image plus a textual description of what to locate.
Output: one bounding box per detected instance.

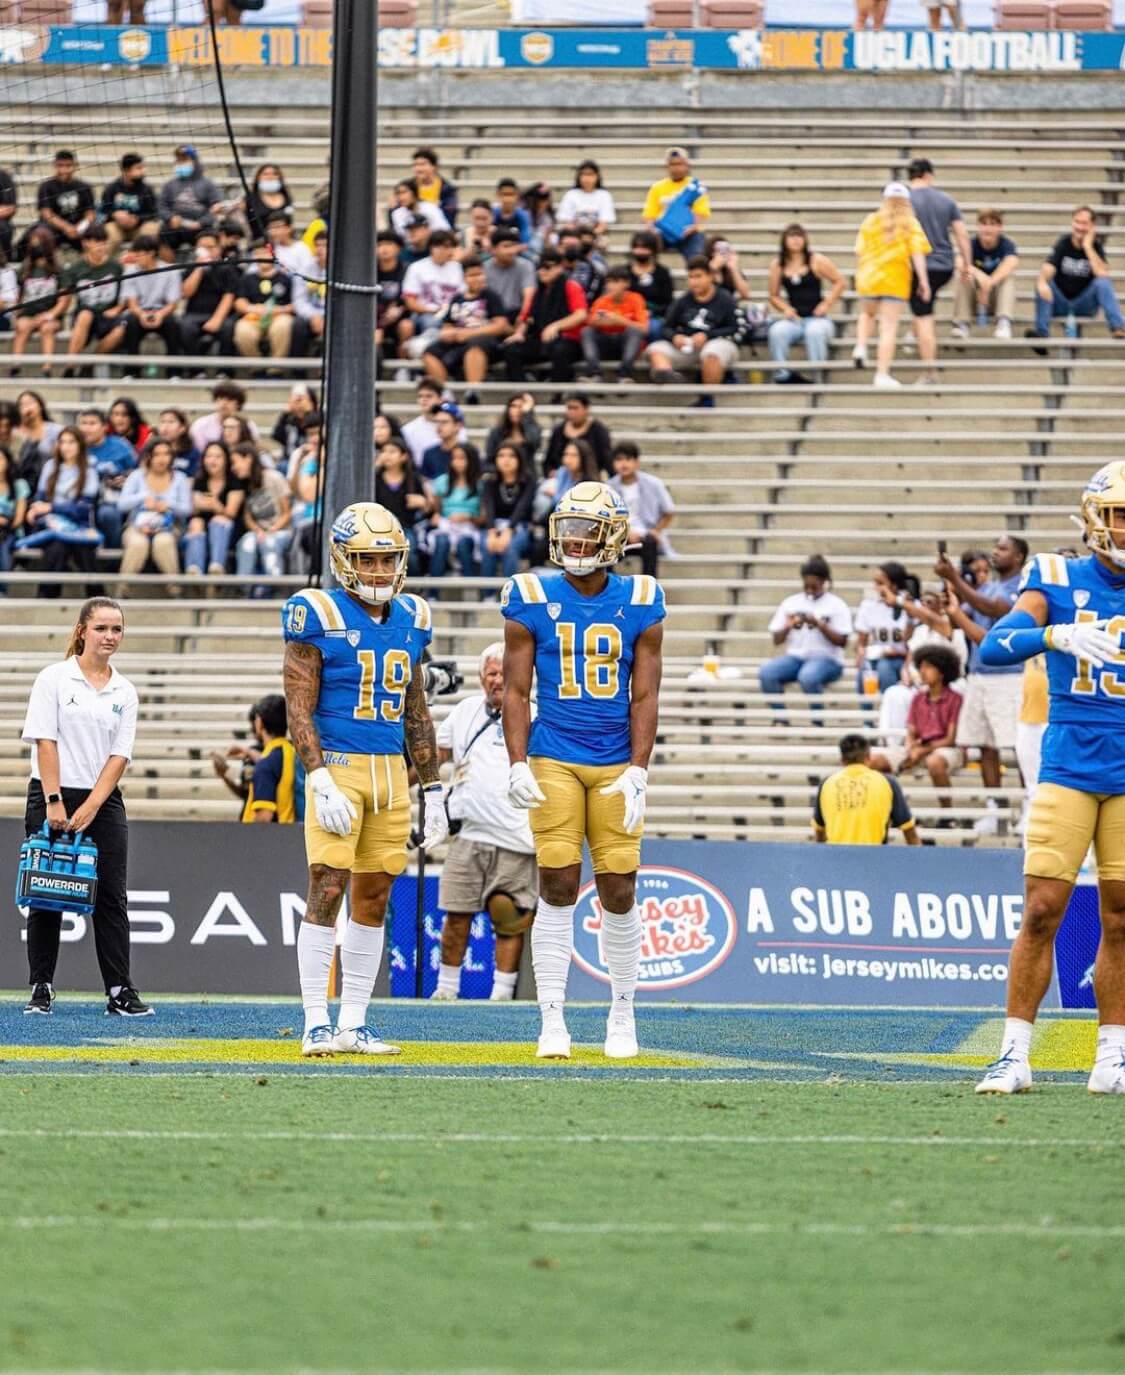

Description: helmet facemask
[1082,495,1125,569]
[549,513,611,575]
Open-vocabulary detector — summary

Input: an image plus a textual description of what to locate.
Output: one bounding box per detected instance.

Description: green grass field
[2,1002,1123,1375]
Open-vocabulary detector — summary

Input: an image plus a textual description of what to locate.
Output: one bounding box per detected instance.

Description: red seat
[701,0,764,24]
[1054,0,1112,28]
[647,0,695,27]
[299,0,333,25]
[378,0,416,25]
[992,0,1053,25]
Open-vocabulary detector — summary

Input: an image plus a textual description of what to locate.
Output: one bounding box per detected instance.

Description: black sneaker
[24,982,54,1015]
[105,986,154,1017]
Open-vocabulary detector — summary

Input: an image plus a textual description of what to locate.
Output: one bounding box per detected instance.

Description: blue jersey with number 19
[1021,551,1125,794]
[281,587,432,755]
[501,570,665,766]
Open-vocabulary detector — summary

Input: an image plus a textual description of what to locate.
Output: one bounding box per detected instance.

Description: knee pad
[486,890,534,937]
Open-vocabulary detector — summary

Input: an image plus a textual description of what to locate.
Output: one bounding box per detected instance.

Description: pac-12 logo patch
[572,867,736,991]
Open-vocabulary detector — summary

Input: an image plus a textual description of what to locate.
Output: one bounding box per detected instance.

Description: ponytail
[66,596,123,659]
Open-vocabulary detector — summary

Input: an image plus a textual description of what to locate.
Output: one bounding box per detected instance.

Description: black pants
[503,334,581,383]
[24,780,131,992]
[624,533,660,578]
[38,539,97,600]
[123,315,183,358]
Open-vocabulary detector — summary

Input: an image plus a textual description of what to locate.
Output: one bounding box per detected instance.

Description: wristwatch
[46,793,62,804]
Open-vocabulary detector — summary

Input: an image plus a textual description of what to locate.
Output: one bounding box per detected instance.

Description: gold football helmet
[1080,463,1125,568]
[548,481,629,575]
[329,502,409,603]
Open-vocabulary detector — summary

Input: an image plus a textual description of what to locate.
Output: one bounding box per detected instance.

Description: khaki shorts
[438,834,538,913]
[529,756,640,874]
[648,337,739,372]
[878,744,965,774]
[1024,781,1125,884]
[304,752,411,875]
[956,673,1021,752]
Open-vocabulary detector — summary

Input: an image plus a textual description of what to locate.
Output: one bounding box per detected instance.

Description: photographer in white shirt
[432,643,537,1001]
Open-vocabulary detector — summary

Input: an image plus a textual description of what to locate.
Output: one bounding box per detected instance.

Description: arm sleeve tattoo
[403,660,440,786]
[283,641,325,774]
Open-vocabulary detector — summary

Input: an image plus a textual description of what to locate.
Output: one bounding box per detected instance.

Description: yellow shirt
[643,176,711,223]
[813,764,915,845]
[415,177,444,207]
[302,217,326,251]
[854,211,931,301]
[1020,657,1049,726]
[241,737,297,824]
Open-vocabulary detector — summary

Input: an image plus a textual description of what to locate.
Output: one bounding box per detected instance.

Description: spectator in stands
[502,250,587,384]
[183,440,243,576]
[544,392,611,476]
[854,0,889,26]
[492,179,531,245]
[217,218,245,264]
[422,257,510,403]
[480,443,534,581]
[557,160,616,243]
[485,393,541,469]
[179,230,237,361]
[233,243,296,364]
[609,441,675,579]
[428,442,484,579]
[285,412,321,485]
[116,439,192,585]
[646,256,738,406]
[458,200,495,261]
[0,249,16,324]
[895,581,968,670]
[855,561,917,695]
[485,227,536,322]
[239,695,297,824]
[0,447,29,591]
[759,555,853,716]
[108,398,150,454]
[707,236,752,303]
[11,234,62,374]
[265,211,316,282]
[23,426,100,599]
[390,183,448,241]
[813,735,919,845]
[402,217,433,267]
[220,413,256,453]
[853,181,931,389]
[767,223,846,384]
[13,391,60,492]
[906,159,971,385]
[402,230,465,346]
[923,1,963,27]
[36,151,95,254]
[558,225,606,305]
[244,164,293,241]
[155,407,199,478]
[580,266,649,382]
[289,429,322,574]
[643,147,711,263]
[58,226,127,368]
[402,379,445,466]
[292,228,327,357]
[190,382,260,452]
[935,534,1028,793]
[374,412,404,451]
[157,146,222,263]
[0,165,15,259]
[99,154,158,254]
[231,443,291,593]
[870,644,964,809]
[1029,205,1125,344]
[523,182,556,258]
[420,401,465,483]
[121,235,183,366]
[78,407,136,552]
[376,230,413,366]
[272,384,318,464]
[537,438,601,516]
[952,209,1018,341]
[375,438,427,570]
[411,148,458,227]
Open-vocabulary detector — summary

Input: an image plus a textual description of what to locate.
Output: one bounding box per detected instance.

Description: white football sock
[298,921,337,1035]
[532,898,575,1006]
[490,969,518,1001]
[337,920,385,1031]
[1001,1016,1034,1061]
[436,963,461,997]
[1095,1023,1125,1065]
[601,904,642,1004]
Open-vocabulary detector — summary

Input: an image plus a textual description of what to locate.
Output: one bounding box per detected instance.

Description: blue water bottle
[1065,311,1078,340]
[74,834,98,883]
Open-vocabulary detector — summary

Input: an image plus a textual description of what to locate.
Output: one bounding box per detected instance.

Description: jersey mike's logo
[572,867,736,991]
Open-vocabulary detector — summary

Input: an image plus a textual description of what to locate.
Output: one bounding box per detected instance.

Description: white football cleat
[301,1024,335,1058]
[604,999,639,1060]
[332,1026,402,1055]
[975,1052,1032,1094]
[429,987,458,1002]
[536,1004,571,1060]
[1087,1054,1125,1094]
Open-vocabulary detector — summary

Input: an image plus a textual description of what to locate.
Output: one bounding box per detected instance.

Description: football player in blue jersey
[502,481,665,1060]
[282,503,448,1057]
[975,463,1125,1094]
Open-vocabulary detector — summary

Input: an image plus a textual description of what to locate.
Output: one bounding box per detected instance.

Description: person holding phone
[759,555,853,718]
[19,596,150,1017]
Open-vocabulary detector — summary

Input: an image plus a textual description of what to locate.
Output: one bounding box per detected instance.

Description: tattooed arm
[283,641,325,773]
[403,660,440,786]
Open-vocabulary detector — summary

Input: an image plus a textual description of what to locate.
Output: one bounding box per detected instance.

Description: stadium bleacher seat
[1053,0,1112,28]
[700,0,765,26]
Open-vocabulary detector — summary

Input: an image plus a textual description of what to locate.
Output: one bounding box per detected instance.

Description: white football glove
[600,765,648,834]
[421,784,449,850]
[308,767,357,838]
[1047,619,1121,670]
[508,761,546,810]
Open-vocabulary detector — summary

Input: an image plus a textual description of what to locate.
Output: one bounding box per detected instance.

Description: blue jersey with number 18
[281,587,431,755]
[501,570,665,767]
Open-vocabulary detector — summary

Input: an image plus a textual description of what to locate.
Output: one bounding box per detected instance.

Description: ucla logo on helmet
[572,867,736,991]
[331,510,358,542]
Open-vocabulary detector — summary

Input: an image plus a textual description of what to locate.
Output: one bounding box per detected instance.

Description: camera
[422,659,463,702]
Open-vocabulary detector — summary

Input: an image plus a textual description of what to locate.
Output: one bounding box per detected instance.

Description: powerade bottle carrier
[16,823,98,914]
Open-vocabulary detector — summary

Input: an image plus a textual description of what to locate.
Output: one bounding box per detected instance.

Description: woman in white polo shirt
[20,596,150,1017]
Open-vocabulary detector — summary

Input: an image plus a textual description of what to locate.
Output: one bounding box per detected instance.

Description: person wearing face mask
[244,164,292,240]
[627,231,673,343]
[157,146,222,264]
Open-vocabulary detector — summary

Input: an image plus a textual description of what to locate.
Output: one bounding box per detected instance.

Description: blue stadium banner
[5,24,1125,72]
